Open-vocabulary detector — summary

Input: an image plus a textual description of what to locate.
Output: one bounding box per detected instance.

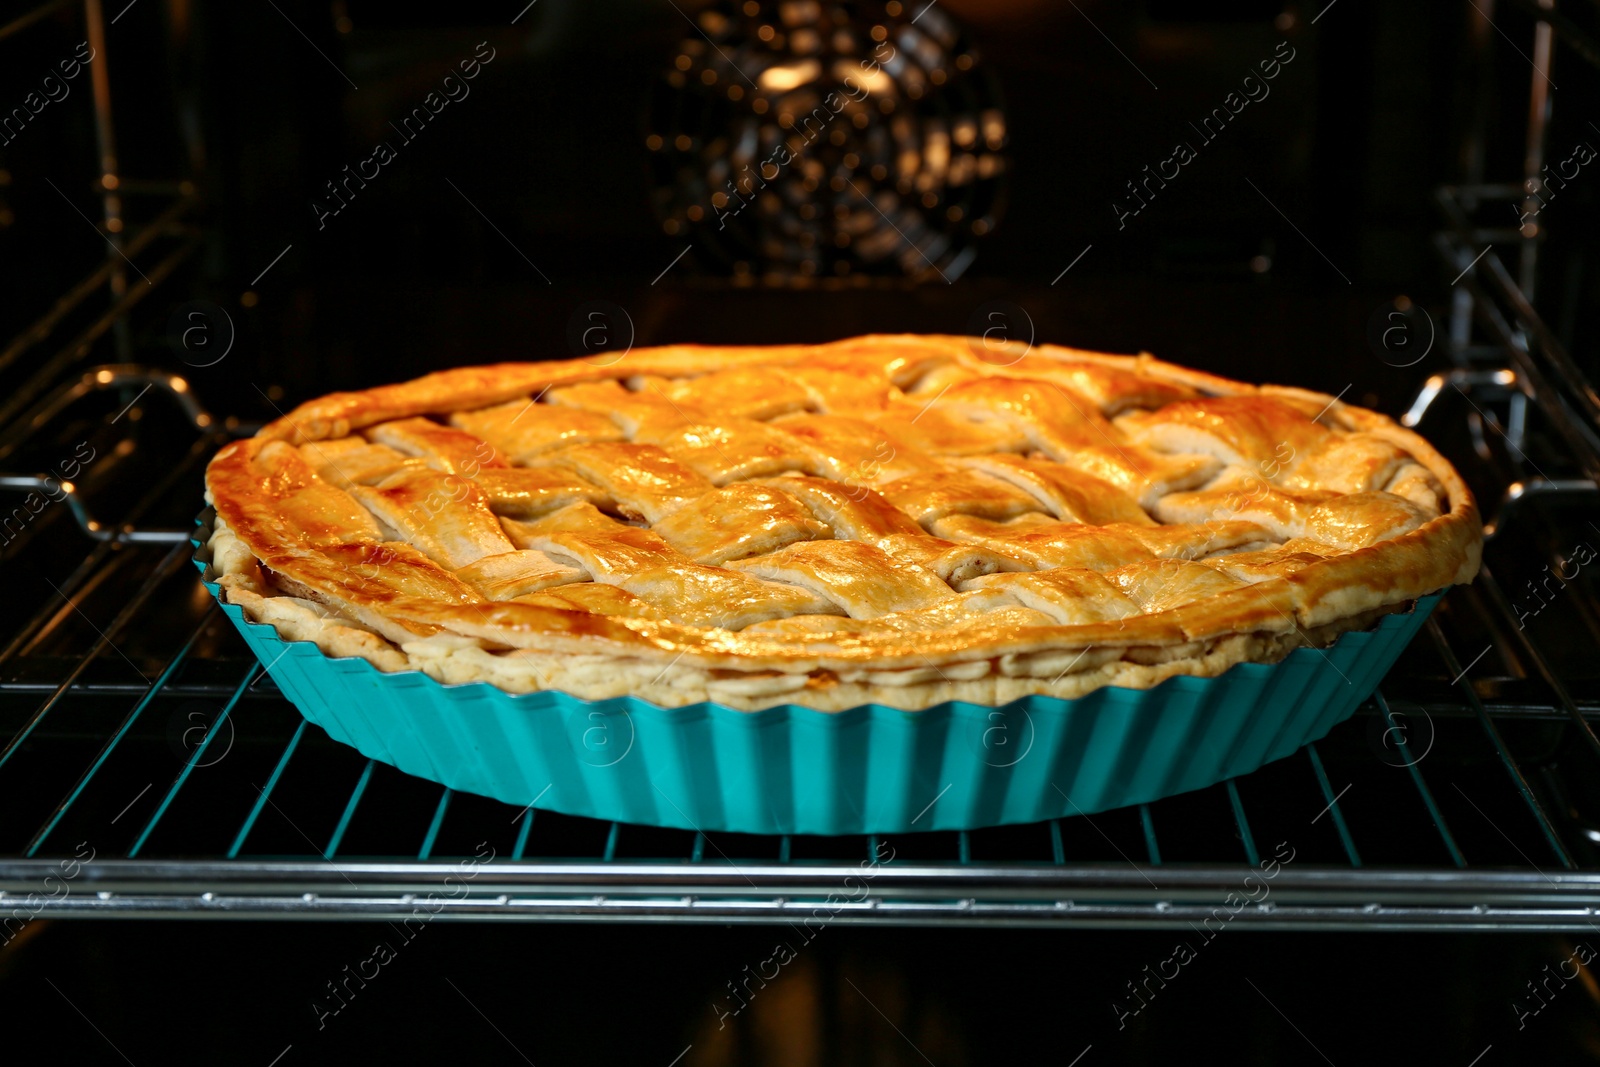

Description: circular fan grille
[647,0,1008,283]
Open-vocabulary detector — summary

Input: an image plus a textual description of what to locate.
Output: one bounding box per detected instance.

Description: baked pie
[204,335,1481,712]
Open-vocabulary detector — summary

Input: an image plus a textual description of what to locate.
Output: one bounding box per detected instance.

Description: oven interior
[2,0,1600,1062]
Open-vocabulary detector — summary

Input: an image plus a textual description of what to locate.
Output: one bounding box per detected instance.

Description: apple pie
[203,335,1481,711]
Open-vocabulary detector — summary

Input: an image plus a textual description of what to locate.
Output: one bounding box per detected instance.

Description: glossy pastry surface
[204,335,1481,710]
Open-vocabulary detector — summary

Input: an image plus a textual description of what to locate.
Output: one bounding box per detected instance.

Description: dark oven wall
[0,0,1530,421]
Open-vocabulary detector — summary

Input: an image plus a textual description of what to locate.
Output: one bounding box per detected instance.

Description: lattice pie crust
[205,335,1481,711]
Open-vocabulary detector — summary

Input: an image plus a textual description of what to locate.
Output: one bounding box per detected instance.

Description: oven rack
[1428,0,1600,524]
[0,0,203,432]
[0,372,1597,929]
[0,590,1597,929]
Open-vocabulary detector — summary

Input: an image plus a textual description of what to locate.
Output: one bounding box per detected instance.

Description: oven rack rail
[1433,186,1600,489]
[7,861,1600,931]
[1428,0,1600,528]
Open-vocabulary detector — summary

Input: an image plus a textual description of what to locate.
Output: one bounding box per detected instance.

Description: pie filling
[204,335,1482,711]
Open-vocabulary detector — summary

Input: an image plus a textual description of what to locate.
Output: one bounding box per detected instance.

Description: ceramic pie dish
[198,334,1480,833]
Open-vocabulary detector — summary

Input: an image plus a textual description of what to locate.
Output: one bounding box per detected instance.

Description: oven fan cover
[647,0,1008,283]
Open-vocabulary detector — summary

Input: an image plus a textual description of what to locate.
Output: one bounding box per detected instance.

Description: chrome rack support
[0,367,228,546]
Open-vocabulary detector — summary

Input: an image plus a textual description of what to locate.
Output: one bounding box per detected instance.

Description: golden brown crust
[207,334,1481,709]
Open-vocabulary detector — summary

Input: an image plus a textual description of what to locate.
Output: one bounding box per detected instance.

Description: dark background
[3,0,1600,1062]
[5,920,1600,1064]
[1,0,1594,413]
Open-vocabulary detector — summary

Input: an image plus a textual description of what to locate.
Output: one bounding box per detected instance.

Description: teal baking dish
[193,508,1438,835]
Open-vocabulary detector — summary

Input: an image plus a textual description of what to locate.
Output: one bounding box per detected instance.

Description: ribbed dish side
[195,511,1438,834]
